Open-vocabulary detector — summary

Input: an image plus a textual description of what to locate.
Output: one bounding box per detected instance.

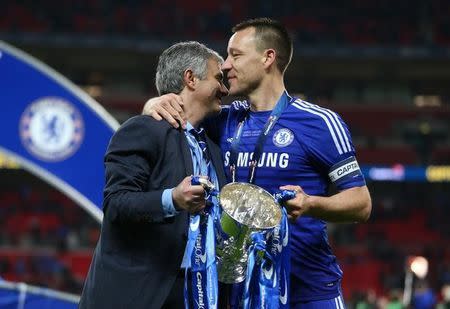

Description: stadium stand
[1,0,450,46]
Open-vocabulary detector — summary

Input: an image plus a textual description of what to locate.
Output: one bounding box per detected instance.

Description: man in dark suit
[79,41,228,309]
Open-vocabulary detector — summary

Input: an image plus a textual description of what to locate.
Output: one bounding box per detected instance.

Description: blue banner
[0,280,78,309]
[0,41,119,222]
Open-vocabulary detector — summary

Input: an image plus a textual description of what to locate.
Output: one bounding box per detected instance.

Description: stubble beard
[229,78,260,98]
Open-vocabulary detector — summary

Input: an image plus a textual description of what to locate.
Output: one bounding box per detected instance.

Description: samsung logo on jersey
[224,151,289,168]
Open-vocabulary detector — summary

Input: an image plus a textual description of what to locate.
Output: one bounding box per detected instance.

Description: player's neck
[249,77,286,112]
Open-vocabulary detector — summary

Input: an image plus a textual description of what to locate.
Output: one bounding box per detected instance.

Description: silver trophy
[215,182,283,284]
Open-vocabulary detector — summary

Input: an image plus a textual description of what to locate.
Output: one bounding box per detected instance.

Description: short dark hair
[232,18,293,74]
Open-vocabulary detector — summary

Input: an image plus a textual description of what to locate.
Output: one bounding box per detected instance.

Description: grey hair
[155,41,224,95]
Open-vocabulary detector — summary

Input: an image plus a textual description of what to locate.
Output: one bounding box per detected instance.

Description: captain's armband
[328,156,363,185]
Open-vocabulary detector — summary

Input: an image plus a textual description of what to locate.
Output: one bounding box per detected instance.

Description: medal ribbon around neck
[229,91,295,183]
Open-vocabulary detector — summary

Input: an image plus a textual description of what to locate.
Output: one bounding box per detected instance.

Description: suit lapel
[179,130,194,176]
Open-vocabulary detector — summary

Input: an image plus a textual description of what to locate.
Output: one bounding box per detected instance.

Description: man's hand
[172,176,206,214]
[142,94,186,129]
[279,185,311,221]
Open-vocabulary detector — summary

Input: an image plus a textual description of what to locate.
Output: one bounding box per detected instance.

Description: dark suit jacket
[79,115,226,309]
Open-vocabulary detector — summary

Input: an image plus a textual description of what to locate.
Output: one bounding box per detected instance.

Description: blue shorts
[291,294,346,309]
[228,282,346,309]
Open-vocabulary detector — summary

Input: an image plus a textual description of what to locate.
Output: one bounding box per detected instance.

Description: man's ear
[183,69,197,90]
[262,49,276,69]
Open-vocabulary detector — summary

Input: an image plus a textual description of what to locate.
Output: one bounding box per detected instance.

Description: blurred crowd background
[2,0,450,46]
[1,1,450,308]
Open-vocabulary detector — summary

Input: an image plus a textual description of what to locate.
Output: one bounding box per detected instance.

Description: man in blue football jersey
[143,17,372,308]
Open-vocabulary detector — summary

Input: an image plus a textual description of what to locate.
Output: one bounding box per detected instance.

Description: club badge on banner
[0,41,119,221]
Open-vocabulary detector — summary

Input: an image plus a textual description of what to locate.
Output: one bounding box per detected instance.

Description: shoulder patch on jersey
[273,128,294,148]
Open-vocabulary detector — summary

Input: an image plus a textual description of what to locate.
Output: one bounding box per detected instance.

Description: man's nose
[221,57,231,71]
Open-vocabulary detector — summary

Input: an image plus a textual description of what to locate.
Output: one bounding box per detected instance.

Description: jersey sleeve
[300,105,366,190]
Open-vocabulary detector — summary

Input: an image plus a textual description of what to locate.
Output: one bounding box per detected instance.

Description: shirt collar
[185,121,195,133]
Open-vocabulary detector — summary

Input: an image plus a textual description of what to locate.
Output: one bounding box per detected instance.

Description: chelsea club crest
[273,128,294,148]
[19,97,85,162]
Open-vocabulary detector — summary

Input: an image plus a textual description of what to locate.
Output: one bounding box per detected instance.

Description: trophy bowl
[216,182,282,283]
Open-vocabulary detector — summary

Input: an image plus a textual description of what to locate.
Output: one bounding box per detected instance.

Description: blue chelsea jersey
[206,92,366,302]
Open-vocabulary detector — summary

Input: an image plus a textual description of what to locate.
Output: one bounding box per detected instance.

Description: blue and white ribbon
[276,192,292,308]
[183,177,220,309]
[240,190,293,309]
[277,208,290,309]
